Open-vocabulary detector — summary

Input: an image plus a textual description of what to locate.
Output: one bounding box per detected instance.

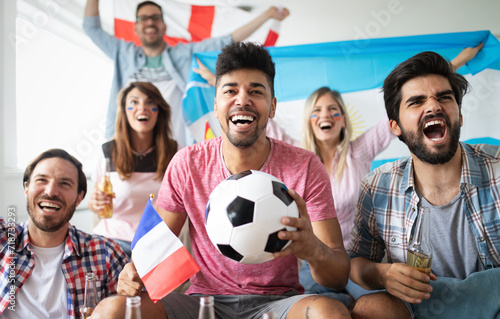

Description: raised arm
[450,42,484,71]
[193,57,216,86]
[231,6,289,42]
[85,0,99,17]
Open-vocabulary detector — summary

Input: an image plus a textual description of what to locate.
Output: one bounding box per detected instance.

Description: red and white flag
[114,0,280,47]
[131,196,200,301]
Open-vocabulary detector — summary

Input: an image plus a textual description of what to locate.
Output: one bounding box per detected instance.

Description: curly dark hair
[383,51,469,125]
[215,42,276,97]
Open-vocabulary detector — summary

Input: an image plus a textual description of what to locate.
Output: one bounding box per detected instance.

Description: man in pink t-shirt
[92,42,350,319]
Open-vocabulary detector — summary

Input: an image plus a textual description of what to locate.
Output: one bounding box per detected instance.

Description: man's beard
[226,128,264,148]
[224,110,266,148]
[139,28,164,49]
[400,114,461,165]
[27,195,77,232]
[142,38,163,49]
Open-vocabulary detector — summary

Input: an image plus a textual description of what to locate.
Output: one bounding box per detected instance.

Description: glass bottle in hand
[406,207,432,275]
[98,157,114,218]
[80,272,98,318]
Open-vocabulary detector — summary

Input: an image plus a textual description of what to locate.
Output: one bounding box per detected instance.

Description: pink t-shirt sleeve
[156,147,189,213]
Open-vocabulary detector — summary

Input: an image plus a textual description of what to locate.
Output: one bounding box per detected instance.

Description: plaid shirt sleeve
[347,157,414,263]
[62,226,130,319]
[347,173,387,262]
[0,220,34,315]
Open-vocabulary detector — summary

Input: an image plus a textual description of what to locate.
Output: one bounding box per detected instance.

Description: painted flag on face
[183,30,500,168]
[131,195,200,302]
[114,0,281,47]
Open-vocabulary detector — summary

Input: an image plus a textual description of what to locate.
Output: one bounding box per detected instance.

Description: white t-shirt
[3,243,67,319]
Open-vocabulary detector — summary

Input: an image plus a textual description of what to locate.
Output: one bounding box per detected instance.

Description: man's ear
[460,113,463,127]
[24,181,29,198]
[75,191,84,208]
[269,97,277,119]
[389,119,402,137]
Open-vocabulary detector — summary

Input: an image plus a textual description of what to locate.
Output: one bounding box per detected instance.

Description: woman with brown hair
[88,81,177,256]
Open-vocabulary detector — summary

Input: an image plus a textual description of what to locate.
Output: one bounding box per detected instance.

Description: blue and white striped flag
[183,30,500,169]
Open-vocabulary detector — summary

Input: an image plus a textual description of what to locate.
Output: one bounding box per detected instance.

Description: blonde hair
[113,82,177,181]
[301,87,352,182]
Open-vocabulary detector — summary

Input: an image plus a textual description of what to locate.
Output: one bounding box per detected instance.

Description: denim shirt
[348,143,500,270]
[83,16,232,138]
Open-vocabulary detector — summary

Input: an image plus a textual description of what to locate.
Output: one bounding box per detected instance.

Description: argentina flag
[183,30,500,169]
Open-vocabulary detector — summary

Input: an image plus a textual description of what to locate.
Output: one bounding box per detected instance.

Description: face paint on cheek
[151,107,158,112]
[333,113,342,121]
[310,114,318,123]
[126,107,134,111]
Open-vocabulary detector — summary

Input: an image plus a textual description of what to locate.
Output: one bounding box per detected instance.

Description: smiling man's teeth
[39,202,61,211]
[424,120,444,129]
[231,115,255,125]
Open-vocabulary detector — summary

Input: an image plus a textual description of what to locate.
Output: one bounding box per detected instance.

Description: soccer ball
[205,170,299,264]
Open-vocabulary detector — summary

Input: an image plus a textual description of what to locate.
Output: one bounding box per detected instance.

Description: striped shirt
[348,143,500,270]
[0,220,129,318]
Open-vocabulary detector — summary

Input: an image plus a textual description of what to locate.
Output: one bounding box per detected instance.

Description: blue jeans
[411,268,500,319]
[299,260,377,307]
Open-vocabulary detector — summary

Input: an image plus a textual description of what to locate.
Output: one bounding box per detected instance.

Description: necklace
[132,145,154,160]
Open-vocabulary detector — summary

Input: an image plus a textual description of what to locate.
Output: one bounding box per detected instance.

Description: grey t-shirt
[420,194,484,279]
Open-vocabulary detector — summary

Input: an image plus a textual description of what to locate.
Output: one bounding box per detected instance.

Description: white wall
[3,0,500,231]
[2,0,18,220]
[273,0,500,46]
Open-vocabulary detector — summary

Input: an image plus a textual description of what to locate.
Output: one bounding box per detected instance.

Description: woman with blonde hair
[88,81,177,256]
[302,87,394,249]
[300,86,395,305]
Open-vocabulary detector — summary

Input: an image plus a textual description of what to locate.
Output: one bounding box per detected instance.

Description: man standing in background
[83,0,289,146]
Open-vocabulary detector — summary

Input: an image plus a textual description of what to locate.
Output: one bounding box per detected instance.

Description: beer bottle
[80,272,98,319]
[98,157,114,219]
[406,207,432,275]
[198,296,215,319]
[125,296,142,319]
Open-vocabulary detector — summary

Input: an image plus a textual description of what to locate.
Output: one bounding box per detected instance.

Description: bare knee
[351,292,410,319]
[91,292,166,319]
[91,295,127,319]
[288,295,350,319]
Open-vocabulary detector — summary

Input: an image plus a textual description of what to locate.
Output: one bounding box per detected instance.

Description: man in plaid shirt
[0,149,129,318]
[348,51,500,318]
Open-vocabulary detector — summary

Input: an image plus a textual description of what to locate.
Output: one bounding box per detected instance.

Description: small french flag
[131,195,200,302]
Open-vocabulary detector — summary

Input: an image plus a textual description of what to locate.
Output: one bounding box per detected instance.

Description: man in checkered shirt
[348,50,500,319]
[0,149,129,318]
